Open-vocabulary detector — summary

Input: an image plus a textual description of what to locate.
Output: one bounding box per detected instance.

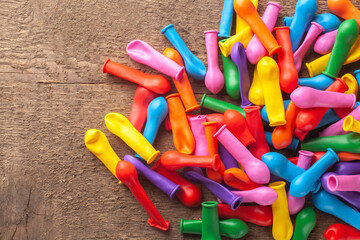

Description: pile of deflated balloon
[84,0,360,239]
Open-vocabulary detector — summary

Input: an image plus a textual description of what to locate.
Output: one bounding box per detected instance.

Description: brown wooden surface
[1,0,360,239]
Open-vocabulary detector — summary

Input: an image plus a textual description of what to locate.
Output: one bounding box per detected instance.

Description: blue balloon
[290,148,339,197]
[289,0,317,52]
[285,13,341,33]
[298,74,334,90]
[161,24,206,80]
[218,0,234,38]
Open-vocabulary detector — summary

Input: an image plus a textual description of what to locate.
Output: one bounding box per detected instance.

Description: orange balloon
[328,0,360,29]
[337,152,360,161]
[163,48,200,112]
[224,168,260,190]
[272,101,301,150]
[233,0,281,56]
[166,93,195,154]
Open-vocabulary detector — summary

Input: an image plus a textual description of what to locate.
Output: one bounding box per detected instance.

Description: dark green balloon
[302,133,360,153]
[180,218,248,238]
[323,19,359,79]
[220,39,240,100]
[292,207,316,240]
[200,94,245,117]
[201,201,221,240]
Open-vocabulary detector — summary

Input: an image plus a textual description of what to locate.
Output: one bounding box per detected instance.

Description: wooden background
[1,0,359,239]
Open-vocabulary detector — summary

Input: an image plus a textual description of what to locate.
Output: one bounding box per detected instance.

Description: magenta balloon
[313,30,337,55]
[231,186,278,206]
[291,87,356,109]
[214,125,270,185]
[328,174,360,192]
[189,115,209,156]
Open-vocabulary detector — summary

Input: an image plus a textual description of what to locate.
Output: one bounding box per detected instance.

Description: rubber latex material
[248,65,265,106]
[324,223,360,240]
[217,203,273,226]
[269,181,293,240]
[201,201,221,240]
[166,93,195,154]
[272,101,300,150]
[128,86,158,132]
[236,0,258,34]
[124,155,180,198]
[161,24,206,80]
[284,13,341,33]
[163,48,199,112]
[245,106,270,159]
[184,169,242,210]
[291,87,356,109]
[115,160,169,231]
[230,42,252,107]
[261,100,291,122]
[204,30,224,94]
[343,116,360,134]
[180,218,248,239]
[224,109,255,147]
[295,78,348,131]
[126,40,184,80]
[218,143,242,170]
[307,35,360,78]
[104,113,160,164]
[215,125,270,184]
[103,59,170,94]
[160,150,220,171]
[290,148,339,197]
[265,131,299,151]
[231,186,278,206]
[322,19,359,79]
[293,22,324,72]
[311,188,360,230]
[200,94,245,117]
[224,168,260,190]
[314,30,337,55]
[292,207,316,240]
[343,73,359,96]
[218,27,253,58]
[189,115,209,156]
[327,0,360,29]
[289,0,317,51]
[257,57,286,127]
[85,129,121,178]
[274,27,298,93]
[233,0,281,56]
[246,2,282,64]
[303,133,360,153]
[220,39,241,100]
[327,174,360,192]
[151,162,202,207]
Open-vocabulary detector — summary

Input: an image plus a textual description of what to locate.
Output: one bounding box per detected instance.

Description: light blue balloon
[298,74,334,90]
[218,0,234,38]
[284,13,341,33]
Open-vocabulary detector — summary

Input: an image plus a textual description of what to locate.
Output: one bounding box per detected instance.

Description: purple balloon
[331,162,360,175]
[124,155,180,198]
[218,143,239,169]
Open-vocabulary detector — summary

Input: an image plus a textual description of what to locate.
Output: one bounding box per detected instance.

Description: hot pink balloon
[327,174,360,192]
[313,30,337,55]
[189,115,209,156]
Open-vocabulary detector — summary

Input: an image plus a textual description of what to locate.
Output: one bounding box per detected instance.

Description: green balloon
[180,218,248,239]
[323,19,359,79]
[292,207,316,240]
[302,133,360,153]
[200,94,245,117]
[220,39,240,100]
[201,201,221,240]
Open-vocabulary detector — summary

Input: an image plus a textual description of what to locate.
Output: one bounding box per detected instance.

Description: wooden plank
[0,0,359,239]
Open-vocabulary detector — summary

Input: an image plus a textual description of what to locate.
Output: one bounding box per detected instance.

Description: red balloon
[324,223,360,240]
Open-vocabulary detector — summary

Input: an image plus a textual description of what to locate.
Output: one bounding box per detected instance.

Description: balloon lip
[202,121,218,126]
[354,69,360,75]
[268,45,282,56]
[102,58,111,73]
[311,21,325,32]
[169,184,181,199]
[322,71,337,79]
[268,181,285,189]
[243,105,261,113]
[212,154,222,171]
[230,196,243,210]
[306,62,315,78]
[146,150,160,164]
[204,30,219,35]
[200,94,207,108]
[218,33,231,38]
[165,93,180,101]
[327,174,338,191]
[190,115,207,123]
[274,26,290,31]
[185,104,200,112]
[350,93,357,108]
[179,218,184,234]
[213,124,227,138]
[161,24,174,34]
[343,116,354,132]
[267,2,282,10]
[269,119,287,127]
[326,148,339,162]
[299,150,314,158]
[201,201,218,208]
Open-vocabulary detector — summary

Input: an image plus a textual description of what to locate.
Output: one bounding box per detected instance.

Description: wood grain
[0,0,359,239]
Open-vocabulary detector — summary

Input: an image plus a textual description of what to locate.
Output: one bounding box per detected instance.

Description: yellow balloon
[257,57,286,127]
[236,0,258,34]
[269,181,293,240]
[306,35,360,77]
[105,113,160,164]
[343,116,360,134]
[84,129,120,179]
[218,27,253,57]
[342,73,359,96]
[248,63,265,106]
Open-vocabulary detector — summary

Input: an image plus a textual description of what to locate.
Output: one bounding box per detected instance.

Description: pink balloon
[327,174,360,192]
[189,115,209,156]
[313,30,337,55]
